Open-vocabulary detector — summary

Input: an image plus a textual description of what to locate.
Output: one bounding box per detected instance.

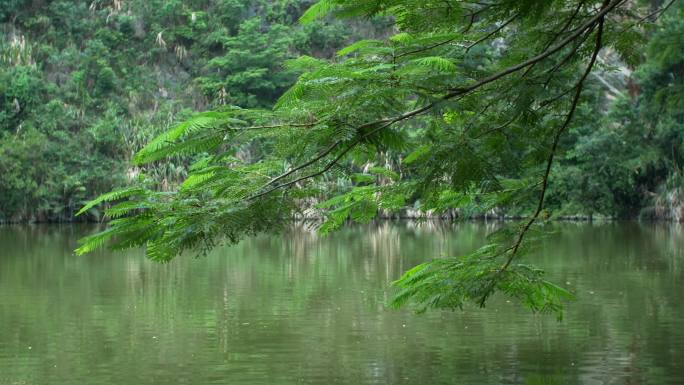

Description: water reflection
[0,222,682,384]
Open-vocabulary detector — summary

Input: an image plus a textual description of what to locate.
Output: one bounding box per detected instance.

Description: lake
[1,222,683,384]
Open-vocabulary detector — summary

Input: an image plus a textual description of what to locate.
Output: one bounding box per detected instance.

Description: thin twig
[521,0,585,78]
[617,0,677,34]
[542,23,598,87]
[535,87,576,110]
[464,13,518,53]
[472,113,520,140]
[231,122,318,131]
[446,0,624,96]
[395,37,460,59]
[249,118,391,194]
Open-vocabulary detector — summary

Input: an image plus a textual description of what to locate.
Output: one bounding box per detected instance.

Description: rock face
[654,189,684,222]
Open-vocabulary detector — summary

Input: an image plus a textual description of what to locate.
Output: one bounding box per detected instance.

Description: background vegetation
[549,1,684,220]
[0,0,682,223]
[0,0,380,222]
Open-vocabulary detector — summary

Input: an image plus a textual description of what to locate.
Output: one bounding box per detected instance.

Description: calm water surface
[0,222,683,385]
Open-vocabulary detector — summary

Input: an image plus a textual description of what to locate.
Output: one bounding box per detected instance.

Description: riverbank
[3,209,681,225]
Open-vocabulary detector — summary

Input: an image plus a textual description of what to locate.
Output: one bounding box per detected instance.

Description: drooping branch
[478,0,608,307]
[249,0,625,201]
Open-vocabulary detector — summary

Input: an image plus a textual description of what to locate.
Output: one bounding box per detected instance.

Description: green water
[0,222,683,385]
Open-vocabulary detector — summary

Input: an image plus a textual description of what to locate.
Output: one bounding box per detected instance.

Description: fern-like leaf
[409,56,457,73]
[75,187,146,216]
[299,0,335,24]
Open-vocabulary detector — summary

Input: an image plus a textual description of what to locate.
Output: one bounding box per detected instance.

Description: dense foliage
[548,0,684,220]
[0,0,365,221]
